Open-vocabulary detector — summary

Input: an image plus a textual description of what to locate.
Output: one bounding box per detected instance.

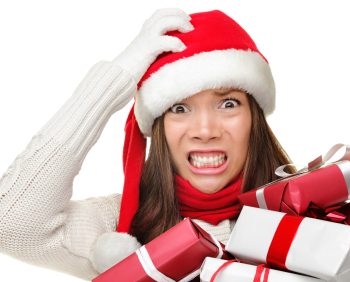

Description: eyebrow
[214,90,236,96]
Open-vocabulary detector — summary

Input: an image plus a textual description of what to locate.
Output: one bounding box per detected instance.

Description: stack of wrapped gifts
[93,144,350,281]
[202,144,350,282]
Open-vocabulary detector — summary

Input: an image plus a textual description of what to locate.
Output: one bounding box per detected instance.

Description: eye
[169,104,189,114]
[220,98,240,109]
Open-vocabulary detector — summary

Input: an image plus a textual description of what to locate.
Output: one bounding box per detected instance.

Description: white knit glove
[113,8,194,84]
[90,232,142,274]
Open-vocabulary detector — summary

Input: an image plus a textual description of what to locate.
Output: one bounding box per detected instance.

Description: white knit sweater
[0,60,234,281]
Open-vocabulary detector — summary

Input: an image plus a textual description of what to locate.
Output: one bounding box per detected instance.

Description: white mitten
[113,8,194,84]
[90,232,141,274]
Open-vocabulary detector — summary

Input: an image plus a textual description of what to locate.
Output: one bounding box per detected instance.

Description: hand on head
[113,8,193,84]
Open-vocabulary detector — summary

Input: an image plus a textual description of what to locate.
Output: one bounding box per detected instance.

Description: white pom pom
[90,232,141,273]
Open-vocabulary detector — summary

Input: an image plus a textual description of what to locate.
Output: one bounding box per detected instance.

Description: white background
[1,0,349,281]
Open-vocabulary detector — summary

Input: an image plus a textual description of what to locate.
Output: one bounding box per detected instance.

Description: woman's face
[164,88,252,194]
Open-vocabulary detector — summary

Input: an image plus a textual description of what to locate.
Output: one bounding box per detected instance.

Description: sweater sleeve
[0,61,136,280]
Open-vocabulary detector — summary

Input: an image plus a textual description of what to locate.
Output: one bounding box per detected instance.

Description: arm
[0,8,193,281]
[0,61,136,281]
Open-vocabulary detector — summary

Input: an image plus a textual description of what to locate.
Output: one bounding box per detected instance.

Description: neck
[175,173,243,225]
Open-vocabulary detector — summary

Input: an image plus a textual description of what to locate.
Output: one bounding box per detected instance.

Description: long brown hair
[131,93,294,244]
[242,94,295,192]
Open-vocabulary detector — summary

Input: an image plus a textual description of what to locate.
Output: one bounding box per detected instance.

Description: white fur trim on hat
[90,232,141,274]
[135,49,275,137]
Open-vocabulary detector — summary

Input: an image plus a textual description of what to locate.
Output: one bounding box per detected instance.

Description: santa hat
[117,9,275,233]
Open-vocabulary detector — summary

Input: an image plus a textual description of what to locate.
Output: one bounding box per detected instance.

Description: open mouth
[188,152,228,168]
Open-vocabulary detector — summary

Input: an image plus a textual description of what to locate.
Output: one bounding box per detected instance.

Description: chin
[191,179,226,194]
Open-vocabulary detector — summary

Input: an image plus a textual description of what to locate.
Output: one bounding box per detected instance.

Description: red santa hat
[117,9,275,233]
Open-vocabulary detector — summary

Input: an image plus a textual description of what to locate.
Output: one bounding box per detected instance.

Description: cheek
[164,118,189,174]
[164,117,185,153]
[227,115,251,156]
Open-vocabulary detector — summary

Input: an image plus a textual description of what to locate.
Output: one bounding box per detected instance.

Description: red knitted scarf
[175,174,243,225]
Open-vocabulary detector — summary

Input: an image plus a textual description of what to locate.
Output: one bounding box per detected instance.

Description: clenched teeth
[189,153,227,168]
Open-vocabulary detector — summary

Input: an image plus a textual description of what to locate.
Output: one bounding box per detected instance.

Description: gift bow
[275,143,350,178]
[307,201,350,225]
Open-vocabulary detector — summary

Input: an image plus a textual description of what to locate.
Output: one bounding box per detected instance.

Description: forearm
[0,61,135,280]
[36,60,135,162]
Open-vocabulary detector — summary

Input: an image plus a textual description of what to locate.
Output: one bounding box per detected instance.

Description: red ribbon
[307,202,350,225]
[254,264,270,282]
[210,259,236,282]
[210,260,270,282]
[266,214,304,270]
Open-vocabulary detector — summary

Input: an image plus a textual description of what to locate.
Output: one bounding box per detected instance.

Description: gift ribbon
[254,265,270,282]
[307,201,350,224]
[209,260,270,282]
[256,188,268,209]
[136,233,223,282]
[136,246,175,282]
[275,143,350,178]
[209,259,236,282]
[266,214,304,270]
[256,144,350,210]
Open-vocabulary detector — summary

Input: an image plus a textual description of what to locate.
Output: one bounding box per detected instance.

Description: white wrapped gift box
[200,257,324,282]
[225,206,350,281]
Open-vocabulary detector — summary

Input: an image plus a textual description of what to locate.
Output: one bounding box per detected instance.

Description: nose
[187,109,222,142]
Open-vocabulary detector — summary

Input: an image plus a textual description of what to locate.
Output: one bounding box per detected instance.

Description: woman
[0,8,292,280]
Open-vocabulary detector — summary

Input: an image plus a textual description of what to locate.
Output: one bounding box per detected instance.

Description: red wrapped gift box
[92,218,231,282]
[239,144,350,216]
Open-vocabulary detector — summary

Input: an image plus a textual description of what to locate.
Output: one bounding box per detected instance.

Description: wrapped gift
[238,144,350,215]
[93,218,231,282]
[225,206,350,281]
[200,257,324,282]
